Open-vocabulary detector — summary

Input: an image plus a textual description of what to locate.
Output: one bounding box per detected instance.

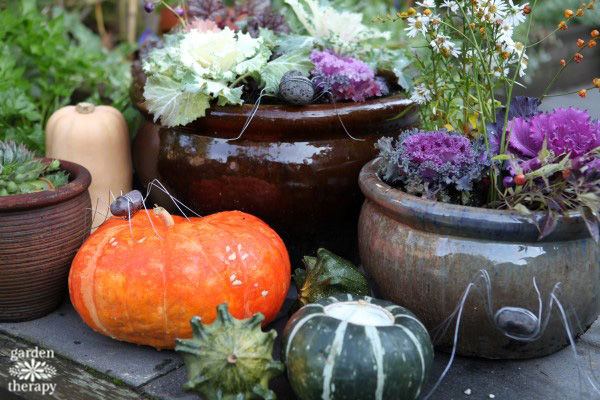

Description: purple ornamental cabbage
[377,129,490,203]
[310,50,383,103]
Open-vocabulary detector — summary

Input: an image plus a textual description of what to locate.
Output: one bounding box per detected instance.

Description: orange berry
[470,23,476,29]
[590,40,597,48]
[558,21,568,30]
[594,78,600,88]
[565,9,574,18]
[560,59,566,66]
[514,174,526,186]
[592,30,600,38]
[577,39,585,47]
[574,53,584,63]
[523,5,532,14]
[576,8,584,16]
[578,89,588,98]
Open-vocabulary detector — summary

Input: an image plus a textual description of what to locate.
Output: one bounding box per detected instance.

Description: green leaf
[144,75,211,127]
[273,33,315,53]
[259,50,314,94]
[235,45,272,76]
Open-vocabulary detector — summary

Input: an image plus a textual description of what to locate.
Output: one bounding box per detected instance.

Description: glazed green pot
[358,158,600,359]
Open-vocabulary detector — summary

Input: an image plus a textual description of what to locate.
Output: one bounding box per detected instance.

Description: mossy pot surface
[131,69,418,260]
[358,158,600,359]
[0,159,92,322]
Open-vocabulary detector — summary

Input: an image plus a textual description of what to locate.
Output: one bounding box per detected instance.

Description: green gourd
[175,303,284,400]
[293,248,370,308]
[282,294,434,400]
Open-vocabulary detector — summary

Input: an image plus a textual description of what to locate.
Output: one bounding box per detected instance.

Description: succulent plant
[0,140,68,196]
[175,303,284,400]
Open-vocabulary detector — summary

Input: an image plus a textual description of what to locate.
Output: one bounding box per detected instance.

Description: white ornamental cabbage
[284,0,390,54]
[143,27,270,127]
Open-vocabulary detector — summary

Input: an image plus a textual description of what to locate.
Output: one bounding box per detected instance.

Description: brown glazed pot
[132,77,418,261]
[358,158,600,359]
[0,159,92,322]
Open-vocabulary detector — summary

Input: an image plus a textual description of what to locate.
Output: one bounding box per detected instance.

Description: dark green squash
[293,248,370,308]
[175,303,284,400]
[282,294,434,400]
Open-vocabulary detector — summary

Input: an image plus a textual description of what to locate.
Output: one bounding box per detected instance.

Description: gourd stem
[154,207,175,227]
[227,354,238,364]
[76,102,96,114]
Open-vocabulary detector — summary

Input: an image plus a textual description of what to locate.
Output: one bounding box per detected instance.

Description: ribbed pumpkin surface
[0,188,92,321]
[69,210,291,349]
[282,295,434,400]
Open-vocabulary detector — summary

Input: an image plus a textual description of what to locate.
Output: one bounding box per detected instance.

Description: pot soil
[0,159,92,322]
[358,158,600,359]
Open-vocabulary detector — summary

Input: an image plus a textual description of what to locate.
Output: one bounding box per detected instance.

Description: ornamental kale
[508,108,600,160]
[377,129,490,205]
[310,50,383,103]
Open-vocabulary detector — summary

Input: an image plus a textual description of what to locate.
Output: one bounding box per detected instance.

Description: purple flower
[376,129,490,202]
[402,131,474,171]
[310,50,383,103]
[144,2,155,13]
[508,108,600,160]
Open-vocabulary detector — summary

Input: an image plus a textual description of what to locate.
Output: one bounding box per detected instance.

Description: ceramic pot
[131,72,418,261]
[358,158,600,359]
[0,159,92,322]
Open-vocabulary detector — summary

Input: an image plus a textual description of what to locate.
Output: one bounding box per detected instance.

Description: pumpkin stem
[154,207,175,227]
[75,102,96,114]
[227,354,238,364]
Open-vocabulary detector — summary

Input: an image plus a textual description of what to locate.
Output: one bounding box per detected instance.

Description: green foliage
[0,0,138,155]
[259,48,314,93]
[0,140,68,196]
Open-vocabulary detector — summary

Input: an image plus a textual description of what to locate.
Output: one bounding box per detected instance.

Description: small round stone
[495,307,538,337]
[279,74,314,106]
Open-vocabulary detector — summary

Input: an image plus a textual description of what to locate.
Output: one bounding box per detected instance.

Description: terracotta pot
[358,158,600,359]
[132,75,418,261]
[0,159,92,322]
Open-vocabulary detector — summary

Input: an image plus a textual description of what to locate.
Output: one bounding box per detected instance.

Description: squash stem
[154,207,175,227]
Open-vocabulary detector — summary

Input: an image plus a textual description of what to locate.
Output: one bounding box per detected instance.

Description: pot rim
[0,158,92,212]
[359,158,589,242]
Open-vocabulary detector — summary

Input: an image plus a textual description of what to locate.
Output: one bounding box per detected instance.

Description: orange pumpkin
[69,209,290,349]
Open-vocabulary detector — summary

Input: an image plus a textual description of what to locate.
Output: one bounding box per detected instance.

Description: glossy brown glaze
[132,79,418,261]
[358,158,600,359]
[0,160,92,322]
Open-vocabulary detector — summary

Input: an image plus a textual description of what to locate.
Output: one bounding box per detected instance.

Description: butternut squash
[46,103,132,231]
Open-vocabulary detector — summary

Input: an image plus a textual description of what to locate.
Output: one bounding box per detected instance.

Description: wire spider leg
[227,89,266,142]
[423,282,480,400]
[145,179,201,220]
[552,293,600,397]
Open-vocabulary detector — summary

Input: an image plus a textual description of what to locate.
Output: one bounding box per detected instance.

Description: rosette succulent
[377,129,490,204]
[310,50,383,103]
[0,140,68,196]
